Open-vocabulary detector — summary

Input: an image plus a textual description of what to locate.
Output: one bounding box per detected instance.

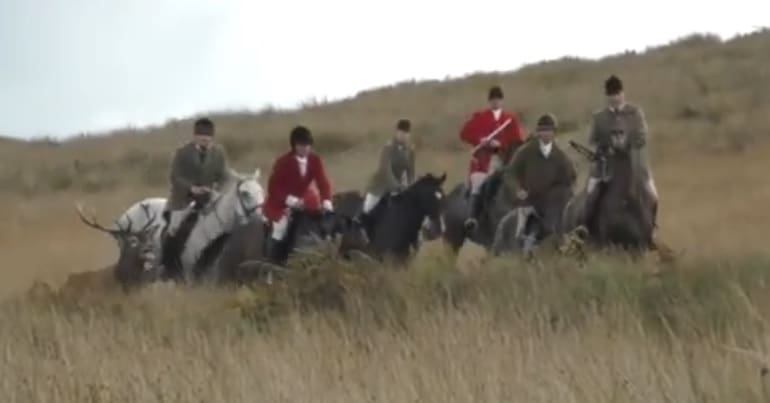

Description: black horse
[562,136,657,255]
[358,172,447,264]
[208,193,368,285]
[440,170,518,255]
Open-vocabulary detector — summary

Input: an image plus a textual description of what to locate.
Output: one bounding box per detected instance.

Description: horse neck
[192,189,240,238]
[606,151,639,198]
[397,191,432,233]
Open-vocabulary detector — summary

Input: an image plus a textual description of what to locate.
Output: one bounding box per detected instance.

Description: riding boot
[159,235,179,281]
[464,194,482,231]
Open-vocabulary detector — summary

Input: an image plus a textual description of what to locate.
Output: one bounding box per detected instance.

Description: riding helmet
[536,113,558,131]
[194,117,215,136]
[604,75,624,95]
[290,125,314,148]
[488,86,504,100]
[396,119,411,132]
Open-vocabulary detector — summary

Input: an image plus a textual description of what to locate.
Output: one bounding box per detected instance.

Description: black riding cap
[536,113,558,131]
[605,75,624,96]
[290,125,314,147]
[396,119,411,132]
[488,86,504,100]
[194,117,215,136]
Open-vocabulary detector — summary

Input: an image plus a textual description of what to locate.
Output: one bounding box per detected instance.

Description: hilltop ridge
[1,29,769,196]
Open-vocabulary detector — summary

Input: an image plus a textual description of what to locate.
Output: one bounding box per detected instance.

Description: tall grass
[1,29,770,402]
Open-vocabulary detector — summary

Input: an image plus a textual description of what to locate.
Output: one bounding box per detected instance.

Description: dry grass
[1,30,770,401]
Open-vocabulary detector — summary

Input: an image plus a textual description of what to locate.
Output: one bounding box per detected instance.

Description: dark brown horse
[562,135,657,255]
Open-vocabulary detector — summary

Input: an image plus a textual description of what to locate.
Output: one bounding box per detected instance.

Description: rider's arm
[406,145,416,184]
[628,106,648,148]
[311,155,333,203]
[588,113,601,148]
[268,157,291,206]
[562,151,578,186]
[502,146,527,192]
[169,148,194,192]
[459,112,482,146]
[212,145,229,190]
[498,114,526,150]
[377,144,401,190]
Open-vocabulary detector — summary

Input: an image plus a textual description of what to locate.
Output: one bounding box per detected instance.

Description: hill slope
[2,30,769,196]
[0,30,769,291]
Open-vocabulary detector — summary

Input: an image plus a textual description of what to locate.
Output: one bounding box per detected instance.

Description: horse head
[233,168,265,221]
[404,172,447,241]
[202,168,265,224]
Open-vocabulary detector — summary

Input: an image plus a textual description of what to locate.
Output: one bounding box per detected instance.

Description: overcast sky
[0,0,765,139]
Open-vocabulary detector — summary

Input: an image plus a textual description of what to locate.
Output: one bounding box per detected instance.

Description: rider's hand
[488,139,501,148]
[322,199,334,212]
[516,189,529,200]
[286,195,302,209]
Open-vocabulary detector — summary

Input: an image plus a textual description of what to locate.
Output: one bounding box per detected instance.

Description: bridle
[235,178,264,219]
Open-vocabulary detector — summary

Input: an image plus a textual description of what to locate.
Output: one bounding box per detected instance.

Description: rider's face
[394,130,409,143]
[607,92,625,109]
[294,144,311,157]
[193,134,212,149]
[488,98,502,110]
[537,129,555,144]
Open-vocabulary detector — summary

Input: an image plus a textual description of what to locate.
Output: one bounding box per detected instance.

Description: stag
[75,202,161,291]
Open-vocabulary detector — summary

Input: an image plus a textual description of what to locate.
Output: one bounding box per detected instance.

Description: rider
[583,75,658,226]
[502,113,577,237]
[360,118,416,224]
[263,125,334,260]
[460,85,526,231]
[161,117,230,276]
[164,117,229,221]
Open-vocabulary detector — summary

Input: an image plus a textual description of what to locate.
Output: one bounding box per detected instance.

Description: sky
[0,0,766,139]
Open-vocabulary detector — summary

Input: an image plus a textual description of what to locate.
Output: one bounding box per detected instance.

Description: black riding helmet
[290,125,314,148]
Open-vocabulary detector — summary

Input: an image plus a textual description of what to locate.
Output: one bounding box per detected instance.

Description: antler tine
[138,209,158,233]
[75,202,118,234]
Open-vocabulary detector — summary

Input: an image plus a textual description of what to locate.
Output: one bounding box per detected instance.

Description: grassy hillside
[1,30,769,196]
[1,30,770,401]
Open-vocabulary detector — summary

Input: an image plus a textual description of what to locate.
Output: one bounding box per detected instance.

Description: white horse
[167,167,265,281]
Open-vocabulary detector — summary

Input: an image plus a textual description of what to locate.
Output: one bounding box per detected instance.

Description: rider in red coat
[263,126,334,256]
[460,86,526,230]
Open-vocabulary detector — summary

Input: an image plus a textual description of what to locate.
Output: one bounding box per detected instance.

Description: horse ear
[439,172,447,183]
[253,168,261,180]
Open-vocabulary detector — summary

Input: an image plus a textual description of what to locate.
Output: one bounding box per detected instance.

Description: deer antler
[75,202,121,235]
[138,203,158,233]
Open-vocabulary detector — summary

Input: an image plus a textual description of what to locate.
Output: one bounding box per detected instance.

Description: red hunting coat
[263,150,332,222]
[460,108,526,174]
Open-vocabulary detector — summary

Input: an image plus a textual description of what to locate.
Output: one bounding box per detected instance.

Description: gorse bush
[180,247,770,342]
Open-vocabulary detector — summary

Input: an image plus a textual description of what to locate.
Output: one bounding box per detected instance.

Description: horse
[440,169,517,255]
[562,134,657,255]
[359,172,447,264]
[74,201,162,291]
[207,201,368,285]
[160,168,266,283]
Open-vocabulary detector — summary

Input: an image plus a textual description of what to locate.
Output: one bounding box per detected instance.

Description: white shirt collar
[295,155,308,176]
[492,108,502,121]
[539,141,553,158]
